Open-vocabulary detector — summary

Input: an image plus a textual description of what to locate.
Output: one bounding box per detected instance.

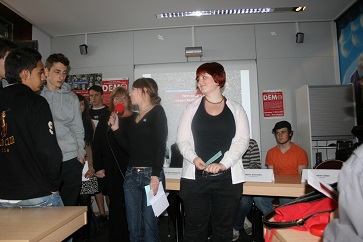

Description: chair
[314,159,343,169]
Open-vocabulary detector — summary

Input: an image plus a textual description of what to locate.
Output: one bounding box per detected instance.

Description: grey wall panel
[255,22,334,59]
[195,25,256,61]
[134,28,191,64]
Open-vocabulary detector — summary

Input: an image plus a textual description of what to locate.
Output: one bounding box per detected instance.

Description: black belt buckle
[202,170,209,178]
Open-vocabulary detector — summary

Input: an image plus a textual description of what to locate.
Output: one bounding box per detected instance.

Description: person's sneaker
[244,217,252,236]
[232,228,240,241]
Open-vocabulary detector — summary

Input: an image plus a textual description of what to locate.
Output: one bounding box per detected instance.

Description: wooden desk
[0,206,87,242]
[267,228,322,242]
[166,175,313,197]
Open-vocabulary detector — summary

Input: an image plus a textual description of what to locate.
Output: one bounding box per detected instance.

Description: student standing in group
[108,78,168,242]
[93,87,136,242]
[0,37,18,88]
[177,62,250,242]
[75,94,99,241]
[88,84,110,223]
[41,53,86,207]
[254,121,308,214]
[0,48,63,207]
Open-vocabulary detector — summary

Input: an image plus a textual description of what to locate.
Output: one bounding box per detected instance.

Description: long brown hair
[132,77,161,105]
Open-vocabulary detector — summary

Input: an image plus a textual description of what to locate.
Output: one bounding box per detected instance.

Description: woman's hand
[85,166,95,179]
[95,169,106,178]
[150,176,160,195]
[204,163,226,174]
[193,157,206,170]
[108,112,119,131]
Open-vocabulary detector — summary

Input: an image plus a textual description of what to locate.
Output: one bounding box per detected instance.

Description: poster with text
[262,90,284,118]
[102,78,129,106]
[66,73,102,98]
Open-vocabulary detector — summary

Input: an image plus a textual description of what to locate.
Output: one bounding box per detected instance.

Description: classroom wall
[35,20,339,167]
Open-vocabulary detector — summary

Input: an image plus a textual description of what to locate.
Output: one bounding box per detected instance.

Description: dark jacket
[0,84,62,200]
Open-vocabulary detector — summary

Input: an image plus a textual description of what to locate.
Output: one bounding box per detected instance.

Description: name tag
[244,169,274,182]
[301,169,340,184]
[164,167,182,179]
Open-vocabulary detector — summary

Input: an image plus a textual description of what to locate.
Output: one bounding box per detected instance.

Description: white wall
[32,26,51,63]
[45,21,339,167]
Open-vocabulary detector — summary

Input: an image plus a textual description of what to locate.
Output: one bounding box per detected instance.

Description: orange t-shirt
[265,143,308,175]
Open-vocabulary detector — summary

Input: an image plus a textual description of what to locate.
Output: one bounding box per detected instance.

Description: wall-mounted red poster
[102,78,129,106]
[262,90,284,118]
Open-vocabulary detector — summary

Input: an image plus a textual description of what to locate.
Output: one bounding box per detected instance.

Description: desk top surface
[166,175,313,197]
[0,206,87,241]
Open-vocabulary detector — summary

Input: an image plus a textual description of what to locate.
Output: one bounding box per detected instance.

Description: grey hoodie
[41,82,85,161]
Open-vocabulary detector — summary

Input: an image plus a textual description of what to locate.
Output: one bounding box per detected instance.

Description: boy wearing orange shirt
[254,121,308,214]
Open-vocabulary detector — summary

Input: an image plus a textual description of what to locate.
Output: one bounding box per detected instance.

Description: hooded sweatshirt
[0,84,62,199]
[41,82,85,161]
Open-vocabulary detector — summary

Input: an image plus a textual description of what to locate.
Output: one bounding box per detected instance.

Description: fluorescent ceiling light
[156,6,307,19]
[156,8,274,19]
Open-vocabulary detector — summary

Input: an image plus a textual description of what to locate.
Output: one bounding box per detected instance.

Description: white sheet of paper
[301,169,340,184]
[82,160,90,181]
[163,167,182,179]
[307,170,338,201]
[243,169,275,182]
[146,181,169,217]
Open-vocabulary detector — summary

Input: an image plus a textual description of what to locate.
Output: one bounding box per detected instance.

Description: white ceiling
[0,0,357,37]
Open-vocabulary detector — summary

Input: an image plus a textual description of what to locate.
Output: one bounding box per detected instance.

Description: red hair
[196,62,226,88]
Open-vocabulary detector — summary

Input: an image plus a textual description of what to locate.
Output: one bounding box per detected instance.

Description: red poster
[102,78,129,106]
[262,90,284,118]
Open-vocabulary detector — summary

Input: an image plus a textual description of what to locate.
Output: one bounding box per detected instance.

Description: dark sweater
[92,112,137,195]
[0,84,62,200]
[114,105,168,177]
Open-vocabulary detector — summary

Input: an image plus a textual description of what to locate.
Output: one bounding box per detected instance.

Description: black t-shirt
[90,106,110,122]
[191,98,236,163]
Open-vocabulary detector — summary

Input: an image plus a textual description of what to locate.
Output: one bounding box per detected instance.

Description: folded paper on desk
[164,167,182,179]
[244,169,274,182]
[301,169,340,184]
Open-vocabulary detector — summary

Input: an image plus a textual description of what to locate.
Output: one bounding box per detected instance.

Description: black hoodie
[0,84,62,200]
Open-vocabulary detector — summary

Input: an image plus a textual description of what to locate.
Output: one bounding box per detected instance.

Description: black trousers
[108,187,129,242]
[59,158,83,206]
[179,171,243,242]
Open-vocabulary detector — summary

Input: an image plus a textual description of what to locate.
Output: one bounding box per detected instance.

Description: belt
[132,167,150,172]
[196,168,231,177]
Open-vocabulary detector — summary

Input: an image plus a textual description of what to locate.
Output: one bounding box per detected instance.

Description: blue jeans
[233,195,254,230]
[0,193,64,208]
[123,166,165,242]
[253,196,293,214]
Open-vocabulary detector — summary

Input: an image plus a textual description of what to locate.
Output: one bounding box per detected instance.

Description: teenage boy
[88,84,110,223]
[0,48,63,207]
[0,37,18,88]
[41,53,85,206]
[254,121,308,214]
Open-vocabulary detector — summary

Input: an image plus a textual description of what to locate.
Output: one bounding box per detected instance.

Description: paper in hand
[145,181,169,217]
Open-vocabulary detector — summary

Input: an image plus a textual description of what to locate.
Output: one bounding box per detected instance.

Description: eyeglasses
[114,96,127,101]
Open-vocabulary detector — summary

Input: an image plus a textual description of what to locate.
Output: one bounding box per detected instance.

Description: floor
[80,215,261,242]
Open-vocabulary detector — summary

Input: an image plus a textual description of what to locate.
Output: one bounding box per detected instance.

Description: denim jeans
[253,196,293,214]
[233,195,254,230]
[123,166,165,242]
[0,193,64,208]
